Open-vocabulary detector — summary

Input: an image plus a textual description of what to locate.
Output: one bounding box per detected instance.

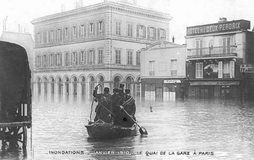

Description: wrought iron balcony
[187,46,237,59]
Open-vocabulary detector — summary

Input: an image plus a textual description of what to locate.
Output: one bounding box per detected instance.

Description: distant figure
[93,86,112,123]
[150,106,153,112]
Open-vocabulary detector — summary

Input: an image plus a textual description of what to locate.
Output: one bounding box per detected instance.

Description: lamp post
[240,65,247,103]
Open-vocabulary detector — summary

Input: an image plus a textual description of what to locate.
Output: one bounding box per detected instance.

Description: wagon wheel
[4,126,27,150]
[1,127,7,151]
[5,126,20,149]
[17,126,27,150]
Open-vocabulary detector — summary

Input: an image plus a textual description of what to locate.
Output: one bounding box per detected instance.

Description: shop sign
[187,20,250,36]
[190,81,239,86]
[164,80,181,84]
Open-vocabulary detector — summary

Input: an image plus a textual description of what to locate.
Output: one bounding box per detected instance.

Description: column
[41,82,45,100]
[33,82,38,100]
[46,82,50,101]
[86,81,90,100]
[54,82,58,102]
[77,82,82,102]
[63,82,67,102]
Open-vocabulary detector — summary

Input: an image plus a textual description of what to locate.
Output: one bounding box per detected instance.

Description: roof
[142,41,186,51]
[31,1,171,24]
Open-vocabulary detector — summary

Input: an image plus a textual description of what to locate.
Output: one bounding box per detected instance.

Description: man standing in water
[93,86,112,123]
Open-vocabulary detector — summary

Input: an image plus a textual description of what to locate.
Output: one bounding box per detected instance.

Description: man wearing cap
[111,88,125,125]
[93,86,112,123]
[118,89,136,127]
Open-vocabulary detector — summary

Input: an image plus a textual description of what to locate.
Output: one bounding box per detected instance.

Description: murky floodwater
[2,92,254,160]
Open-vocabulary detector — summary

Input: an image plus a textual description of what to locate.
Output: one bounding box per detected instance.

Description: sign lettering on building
[164,80,181,84]
[186,20,250,36]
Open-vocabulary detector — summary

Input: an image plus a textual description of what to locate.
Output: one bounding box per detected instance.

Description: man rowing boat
[93,84,136,127]
[93,86,112,123]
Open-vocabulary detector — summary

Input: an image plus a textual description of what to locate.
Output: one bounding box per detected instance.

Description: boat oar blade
[139,126,148,135]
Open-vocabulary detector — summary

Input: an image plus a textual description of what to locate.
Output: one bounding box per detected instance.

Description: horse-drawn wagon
[0,41,31,151]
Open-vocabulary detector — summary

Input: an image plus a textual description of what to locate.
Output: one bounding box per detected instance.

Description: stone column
[33,82,37,98]
[86,82,90,100]
[77,82,82,102]
[63,82,67,102]
[46,82,50,101]
[69,82,74,95]
[54,82,58,102]
[41,82,45,100]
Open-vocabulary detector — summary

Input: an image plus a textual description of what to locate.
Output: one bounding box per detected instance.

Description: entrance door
[155,87,163,101]
[200,87,208,99]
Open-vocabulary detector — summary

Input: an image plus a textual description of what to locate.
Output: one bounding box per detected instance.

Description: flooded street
[29,93,254,160]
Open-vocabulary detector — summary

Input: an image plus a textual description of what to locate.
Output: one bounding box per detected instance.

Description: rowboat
[85,120,138,139]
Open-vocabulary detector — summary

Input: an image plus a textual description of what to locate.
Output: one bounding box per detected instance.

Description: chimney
[61,4,65,12]
[218,17,227,23]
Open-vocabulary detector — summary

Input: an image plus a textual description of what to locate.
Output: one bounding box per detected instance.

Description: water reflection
[31,91,254,160]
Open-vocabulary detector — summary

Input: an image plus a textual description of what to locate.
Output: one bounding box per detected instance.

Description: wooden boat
[85,120,137,139]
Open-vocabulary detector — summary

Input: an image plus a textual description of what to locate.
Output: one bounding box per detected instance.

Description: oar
[89,97,95,122]
[89,84,101,122]
[120,106,148,135]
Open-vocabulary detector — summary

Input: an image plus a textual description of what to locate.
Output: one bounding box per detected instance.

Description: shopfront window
[195,62,203,78]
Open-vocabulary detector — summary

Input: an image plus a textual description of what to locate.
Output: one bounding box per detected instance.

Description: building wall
[140,42,187,101]
[32,1,170,99]
[141,44,186,78]
[185,19,252,99]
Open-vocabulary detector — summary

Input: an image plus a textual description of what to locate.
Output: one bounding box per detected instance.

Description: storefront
[188,80,240,99]
[141,78,186,101]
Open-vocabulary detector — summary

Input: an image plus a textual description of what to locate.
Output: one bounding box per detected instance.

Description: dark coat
[93,90,112,123]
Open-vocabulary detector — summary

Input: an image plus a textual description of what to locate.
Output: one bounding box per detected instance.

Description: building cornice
[34,64,140,73]
[31,2,171,25]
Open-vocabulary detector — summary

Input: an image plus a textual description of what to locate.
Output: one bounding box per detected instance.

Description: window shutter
[137,25,139,38]
[143,27,146,38]
[147,27,150,39]
[230,61,235,78]
[93,50,95,64]
[218,61,223,78]
[157,28,160,40]
[153,28,156,40]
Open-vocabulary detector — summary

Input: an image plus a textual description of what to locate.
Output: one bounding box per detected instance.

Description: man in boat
[118,89,136,127]
[111,88,125,125]
[111,86,136,127]
[119,84,125,98]
[93,86,112,123]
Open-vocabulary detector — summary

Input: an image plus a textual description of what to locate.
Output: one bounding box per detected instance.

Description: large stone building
[140,41,186,101]
[185,18,254,99]
[31,0,171,100]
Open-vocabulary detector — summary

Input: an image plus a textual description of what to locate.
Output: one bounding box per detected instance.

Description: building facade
[32,0,171,100]
[185,18,254,99]
[140,41,186,101]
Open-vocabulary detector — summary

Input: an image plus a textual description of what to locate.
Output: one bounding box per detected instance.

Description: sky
[0,0,254,44]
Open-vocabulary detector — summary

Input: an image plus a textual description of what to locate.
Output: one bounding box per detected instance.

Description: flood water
[2,92,254,160]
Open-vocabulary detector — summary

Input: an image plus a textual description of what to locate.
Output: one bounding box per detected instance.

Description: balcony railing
[187,46,237,59]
